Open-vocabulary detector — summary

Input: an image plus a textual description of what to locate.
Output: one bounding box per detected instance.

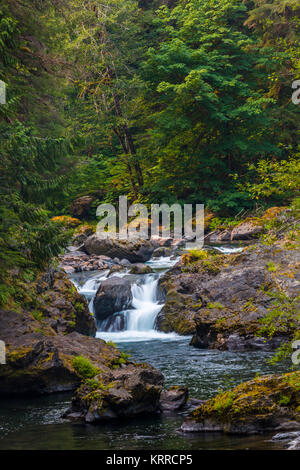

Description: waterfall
[69,255,181,341]
[98,274,163,333]
[126,275,162,331]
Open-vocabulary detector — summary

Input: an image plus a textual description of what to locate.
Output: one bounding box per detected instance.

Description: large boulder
[35,270,96,337]
[181,372,300,434]
[84,236,155,263]
[93,277,133,323]
[69,196,95,219]
[231,220,263,240]
[0,331,118,396]
[155,270,200,334]
[65,363,164,423]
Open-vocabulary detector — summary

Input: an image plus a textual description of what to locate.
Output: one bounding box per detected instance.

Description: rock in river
[84,236,156,263]
[181,372,300,434]
[65,363,164,422]
[93,277,133,324]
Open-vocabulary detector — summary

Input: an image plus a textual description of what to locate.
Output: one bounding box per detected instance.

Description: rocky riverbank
[157,237,299,349]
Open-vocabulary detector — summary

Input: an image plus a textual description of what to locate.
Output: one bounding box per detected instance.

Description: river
[0,247,288,449]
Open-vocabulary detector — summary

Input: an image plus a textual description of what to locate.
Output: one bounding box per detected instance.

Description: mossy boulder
[181,372,300,434]
[0,330,121,396]
[155,251,229,335]
[65,363,164,422]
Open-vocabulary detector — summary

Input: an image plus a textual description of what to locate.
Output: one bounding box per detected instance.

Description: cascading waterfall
[126,275,162,331]
[68,255,184,340]
[99,274,163,333]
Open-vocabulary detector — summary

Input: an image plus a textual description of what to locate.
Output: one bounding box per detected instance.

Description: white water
[126,276,162,331]
[97,273,180,342]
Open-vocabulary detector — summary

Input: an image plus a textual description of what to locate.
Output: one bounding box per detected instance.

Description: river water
[0,247,289,450]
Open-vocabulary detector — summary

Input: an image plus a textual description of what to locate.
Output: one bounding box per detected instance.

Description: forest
[0,0,299,453]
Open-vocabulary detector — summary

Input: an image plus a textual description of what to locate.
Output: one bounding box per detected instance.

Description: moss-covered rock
[156,242,299,348]
[181,372,300,434]
[65,363,164,422]
[0,268,104,396]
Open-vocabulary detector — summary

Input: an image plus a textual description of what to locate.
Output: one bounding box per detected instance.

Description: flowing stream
[0,246,289,450]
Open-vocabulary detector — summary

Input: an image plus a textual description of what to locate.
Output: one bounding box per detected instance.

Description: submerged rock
[181,372,300,435]
[84,236,155,263]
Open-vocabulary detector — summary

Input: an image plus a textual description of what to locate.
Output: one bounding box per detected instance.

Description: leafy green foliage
[241,156,300,204]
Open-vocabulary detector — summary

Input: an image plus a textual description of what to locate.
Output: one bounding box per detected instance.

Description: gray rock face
[159,386,188,411]
[231,221,263,240]
[84,236,155,263]
[93,277,133,323]
[226,334,284,351]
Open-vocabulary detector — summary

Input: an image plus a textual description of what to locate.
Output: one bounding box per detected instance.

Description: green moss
[72,355,100,379]
[207,302,224,310]
[111,351,131,368]
[266,261,278,272]
[7,346,33,363]
[74,301,85,313]
[278,395,291,406]
[191,372,300,423]
[212,391,235,414]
